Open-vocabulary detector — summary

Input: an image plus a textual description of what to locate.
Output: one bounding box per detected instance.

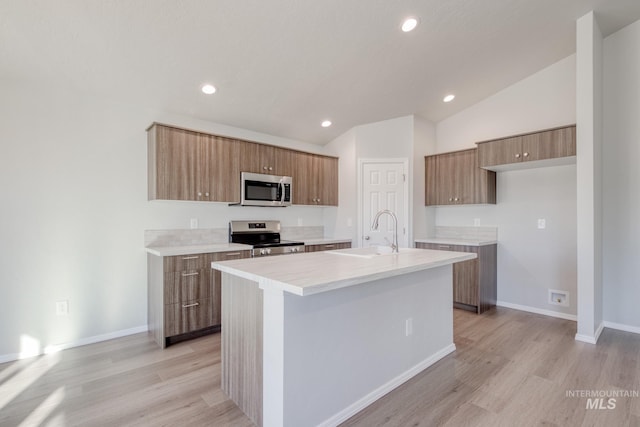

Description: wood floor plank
[1,308,639,426]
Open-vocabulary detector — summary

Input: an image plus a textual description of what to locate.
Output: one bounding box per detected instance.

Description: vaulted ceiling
[2,1,640,144]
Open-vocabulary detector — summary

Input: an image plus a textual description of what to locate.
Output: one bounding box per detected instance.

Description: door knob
[364,236,370,240]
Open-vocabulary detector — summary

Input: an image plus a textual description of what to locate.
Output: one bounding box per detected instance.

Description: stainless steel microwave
[240,172,292,207]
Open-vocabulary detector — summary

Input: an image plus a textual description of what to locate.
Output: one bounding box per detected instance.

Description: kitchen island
[212,247,476,427]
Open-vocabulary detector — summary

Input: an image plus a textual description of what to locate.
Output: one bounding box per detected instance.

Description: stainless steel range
[229,220,304,257]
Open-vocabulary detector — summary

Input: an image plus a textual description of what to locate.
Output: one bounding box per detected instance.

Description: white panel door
[361,162,407,248]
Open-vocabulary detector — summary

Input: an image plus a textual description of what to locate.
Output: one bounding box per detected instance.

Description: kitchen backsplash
[434,226,498,241]
[145,225,325,247]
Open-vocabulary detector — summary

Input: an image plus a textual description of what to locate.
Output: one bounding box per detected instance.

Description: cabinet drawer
[164,269,211,304]
[416,242,477,254]
[208,250,251,263]
[164,298,215,337]
[164,254,207,272]
[305,242,351,252]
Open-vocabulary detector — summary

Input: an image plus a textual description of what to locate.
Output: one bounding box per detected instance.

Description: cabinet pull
[181,272,199,277]
[324,245,335,248]
[438,245,451,249]
[182,302,199,308]
[515,153,521,158]
[181,256,199,260]
[523,152,529,157]
[225,252,242,257]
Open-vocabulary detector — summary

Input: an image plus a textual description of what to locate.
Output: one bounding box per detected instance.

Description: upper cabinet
[292,152,339,206]
[239,142,294,177]
[425,148,496,206]
[147,123,338,206]
[476,125,576,171]
[148,124,240,202]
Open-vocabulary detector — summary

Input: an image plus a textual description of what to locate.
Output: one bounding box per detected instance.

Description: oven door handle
[279,182,284,204]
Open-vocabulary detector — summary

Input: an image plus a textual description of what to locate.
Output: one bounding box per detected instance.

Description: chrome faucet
[371,209,399,253]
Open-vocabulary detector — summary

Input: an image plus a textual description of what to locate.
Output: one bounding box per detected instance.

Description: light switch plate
[537,219,546,229]
[190,218,198,229]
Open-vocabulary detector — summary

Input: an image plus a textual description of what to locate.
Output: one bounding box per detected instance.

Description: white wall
[575,12,604,342]
[326,115,436,248]
[603,19,640,329]
[433,55,578,316]
[324,129,357,241]
[0,75,327,361]
[413,116,437,239]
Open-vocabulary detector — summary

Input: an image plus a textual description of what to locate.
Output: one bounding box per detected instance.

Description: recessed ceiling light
[443,94,455,103]
[201,84,216,95]
[321,120,332,128]
[401,17,418,32]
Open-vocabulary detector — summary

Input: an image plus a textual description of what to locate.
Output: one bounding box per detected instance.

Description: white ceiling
[2,1,640,145]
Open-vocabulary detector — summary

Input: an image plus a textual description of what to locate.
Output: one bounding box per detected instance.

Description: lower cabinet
[415,242,497,314]
[148,249,251,348]
[305,242,352,252]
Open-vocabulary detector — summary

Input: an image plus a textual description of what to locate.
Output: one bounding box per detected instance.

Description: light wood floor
[1,308,638,426]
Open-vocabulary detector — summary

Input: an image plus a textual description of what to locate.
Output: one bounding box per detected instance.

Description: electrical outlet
[56,300,69,316]
[190,218,198,229]
[405,318,413,336]
[537,218,546,229]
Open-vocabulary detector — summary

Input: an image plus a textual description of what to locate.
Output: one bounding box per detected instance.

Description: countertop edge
[212,251,476,296]
[414,238,498,247]
[146,243,252,257]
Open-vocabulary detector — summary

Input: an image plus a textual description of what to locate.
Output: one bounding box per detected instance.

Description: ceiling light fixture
[321,120,332,128]
[401,17,418,32]
[443,94,455,103]
[201,84,217,95]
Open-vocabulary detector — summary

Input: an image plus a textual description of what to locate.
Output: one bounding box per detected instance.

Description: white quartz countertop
[212,247,476,296]
[415,238,497,247]
[145,243,252,257]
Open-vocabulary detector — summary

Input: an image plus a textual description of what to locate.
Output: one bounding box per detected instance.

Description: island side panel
[221,273,263,426]
[279,265,454,427]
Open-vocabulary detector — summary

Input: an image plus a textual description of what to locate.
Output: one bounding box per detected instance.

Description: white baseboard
[0,325,148,364]
[317,343,456,427]
[496,300,577,321]
[575,321,604,344]
[603,321,640,335]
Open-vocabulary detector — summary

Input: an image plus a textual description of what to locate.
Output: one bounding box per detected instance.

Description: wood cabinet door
[453,258,478,306]
[425,155,439,206]
[452,149,476,204]
[477,136,522,168]
[273,146,294,177]
[154,126,200,201]
[318,156,338,206]
[292,151,317,205]
[207,136,240,202]
[521,125,576,162]
[240,142,283,175]
[164,298,215,336]
[210,250,251,326]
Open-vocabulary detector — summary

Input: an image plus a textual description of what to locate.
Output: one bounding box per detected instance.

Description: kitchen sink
[327,247,423,259]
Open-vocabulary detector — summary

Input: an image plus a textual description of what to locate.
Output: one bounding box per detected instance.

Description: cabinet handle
[181,256,199,260]
[225,252,242,257]
[181,272,199,277]
[515,153,521,158]
[438,245,451,249]
[269,166,273,171]
[263,166,267,170]
[317,199,320,203]
[324,245,335,248]
[205,192,210,197]
[197,192,202,196]
[454,197,459,202]
[449,197,453,202]
[523,152,529,157]
[182,302,199,308]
